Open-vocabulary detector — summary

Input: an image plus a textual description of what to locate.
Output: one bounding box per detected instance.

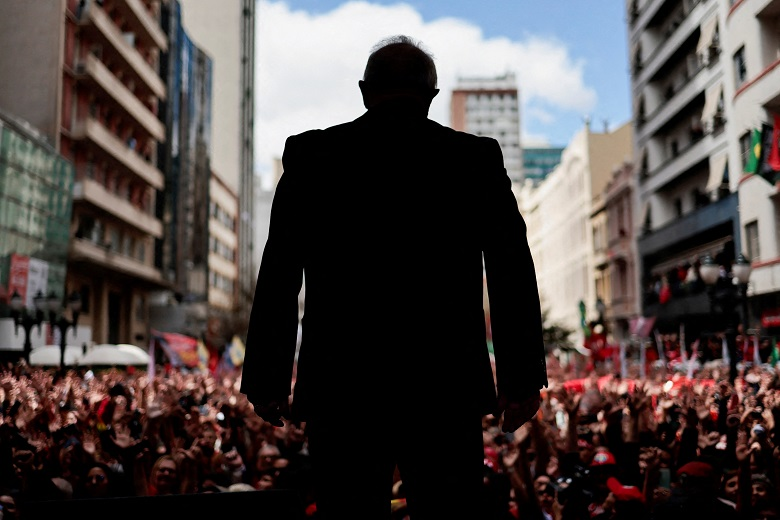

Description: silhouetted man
[240,35,547,520]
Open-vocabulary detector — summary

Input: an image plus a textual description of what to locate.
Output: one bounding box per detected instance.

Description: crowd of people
[1,351,780,519]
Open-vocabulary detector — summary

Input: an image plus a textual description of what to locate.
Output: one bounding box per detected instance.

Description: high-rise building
[152,0,235,347]
[0,0,169,346]
[450,73,523,183]
[627,0,780,337]
[176,0,256,331]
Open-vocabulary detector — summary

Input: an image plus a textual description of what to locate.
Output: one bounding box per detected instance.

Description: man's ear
[358,80,371,109]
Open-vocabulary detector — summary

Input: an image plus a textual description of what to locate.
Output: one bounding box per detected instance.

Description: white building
[627,0,780,336]
[520,122,633,347]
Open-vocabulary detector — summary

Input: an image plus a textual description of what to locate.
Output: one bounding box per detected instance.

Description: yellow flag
[197,338,209,371]
[229,335,246,366]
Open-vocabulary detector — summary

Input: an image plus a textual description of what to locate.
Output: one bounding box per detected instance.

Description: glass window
[746,221,759,262]
[734,47,747,87]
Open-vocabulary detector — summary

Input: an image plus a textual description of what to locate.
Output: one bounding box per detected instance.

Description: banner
[150,329,200,368]
[629,316,656,338]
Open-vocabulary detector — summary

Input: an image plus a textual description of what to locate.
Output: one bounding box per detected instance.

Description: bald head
[359,35,439,111]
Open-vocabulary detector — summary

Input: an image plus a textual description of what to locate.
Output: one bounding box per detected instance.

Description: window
[674,198,683,218]
[80,285,91,314]
[746,221,759,262]
[734,46,747,87]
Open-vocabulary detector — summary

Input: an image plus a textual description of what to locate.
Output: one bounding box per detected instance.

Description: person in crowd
[3,333,780,519]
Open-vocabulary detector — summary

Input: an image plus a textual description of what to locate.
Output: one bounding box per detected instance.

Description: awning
[649,236,734,276]
[696,16,719,55]
[701,83,723,125]
[706,153,728,192]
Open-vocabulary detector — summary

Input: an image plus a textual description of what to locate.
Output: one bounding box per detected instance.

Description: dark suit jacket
[240,102,547,422]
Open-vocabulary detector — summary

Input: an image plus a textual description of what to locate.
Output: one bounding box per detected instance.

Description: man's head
[359,35,439,112]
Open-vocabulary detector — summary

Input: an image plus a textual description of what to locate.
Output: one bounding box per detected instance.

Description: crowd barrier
[21,489,306,520]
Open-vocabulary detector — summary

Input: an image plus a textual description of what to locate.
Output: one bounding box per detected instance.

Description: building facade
[0,0,168,346]
[725,0,780,336]
[177,0,256,332]
[520,122,633,347]
[603,161,641,342]
[450,73,523,183]
[627,0,779,340]
[523,146,564,186]
[0,112,78,355]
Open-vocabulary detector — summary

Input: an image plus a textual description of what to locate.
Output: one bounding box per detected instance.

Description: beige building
[0,0,168,345]
[603,161,641,341]
[519,122,632,347]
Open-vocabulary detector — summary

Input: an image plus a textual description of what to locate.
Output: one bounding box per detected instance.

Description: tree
[541,306,575,354]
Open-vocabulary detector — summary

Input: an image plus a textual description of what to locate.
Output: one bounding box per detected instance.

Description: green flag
[745,128,763,175]
[770,337,780,367]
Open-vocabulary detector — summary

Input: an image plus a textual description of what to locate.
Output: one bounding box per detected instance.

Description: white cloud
[255,0,597,177]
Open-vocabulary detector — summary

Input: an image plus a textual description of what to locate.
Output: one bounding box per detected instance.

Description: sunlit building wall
[520,122,632,347]
[0,0,168,346]
[724,0,780,332]
[628,0,780,335]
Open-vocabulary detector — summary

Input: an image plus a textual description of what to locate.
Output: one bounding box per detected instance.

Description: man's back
[240,35,546,520]
[275,105,506,419]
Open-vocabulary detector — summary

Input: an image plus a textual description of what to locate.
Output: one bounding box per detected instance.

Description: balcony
[77,54,165,142]
[78,3,166,100]
[636,62,719,143]
[71,117,164,190]
[70,238,165,286]
[734,57,780,110]
[640,130,727,195]
[73,179,163,238]
[633,0,710,90]
[114,0,167,52]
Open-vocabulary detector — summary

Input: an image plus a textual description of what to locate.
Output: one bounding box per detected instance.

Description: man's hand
[252,398,290,428]
[497,391,541,433]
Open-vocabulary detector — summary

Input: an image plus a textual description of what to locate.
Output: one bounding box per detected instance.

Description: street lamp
[44,290,82,374]
[700,253,752,383]
[9,290,47,364]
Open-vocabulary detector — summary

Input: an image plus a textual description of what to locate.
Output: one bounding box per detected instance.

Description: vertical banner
[679,324,688,364]
[754,334,762,366]
[619,341,628,379]
[687,339,699,380]
[653,329,666,364]
[25,257,48,307]
[722,336,730,366]
[148,336,156,380]
[8,254,30,305]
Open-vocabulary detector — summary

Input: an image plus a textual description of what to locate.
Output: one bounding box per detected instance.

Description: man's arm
[239,135,304,425]
[480,137,547,430]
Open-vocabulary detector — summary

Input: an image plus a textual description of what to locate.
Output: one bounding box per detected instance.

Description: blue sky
[255,0,632,179]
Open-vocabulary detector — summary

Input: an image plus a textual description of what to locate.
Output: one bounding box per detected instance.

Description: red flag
[768,114,780,172]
